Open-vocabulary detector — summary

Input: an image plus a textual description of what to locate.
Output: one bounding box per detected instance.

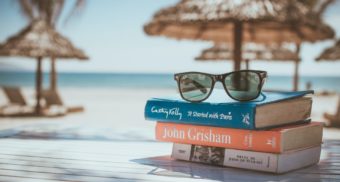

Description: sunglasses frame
[174,70,267,102]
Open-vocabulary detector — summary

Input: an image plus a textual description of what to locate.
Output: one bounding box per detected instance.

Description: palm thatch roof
[144,0,334,44]
[0,19,88,60]
[316,39,340,61]
[195,43,299,61]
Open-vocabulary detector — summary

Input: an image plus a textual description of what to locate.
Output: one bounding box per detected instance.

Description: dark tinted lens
[224,71,261,101]
[179,73,213,102]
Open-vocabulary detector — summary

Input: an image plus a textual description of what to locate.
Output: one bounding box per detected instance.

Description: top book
[145,89,313,130]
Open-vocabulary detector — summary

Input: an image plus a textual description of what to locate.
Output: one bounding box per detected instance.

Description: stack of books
[144,90,323,173]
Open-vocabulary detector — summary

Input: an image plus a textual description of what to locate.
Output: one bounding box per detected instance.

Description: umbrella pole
[293,59,300,91]
[245,59,250,70]
[50,57,57,91]
[35,57,43,114]
[233,21,243,71]
[293,43,301,91]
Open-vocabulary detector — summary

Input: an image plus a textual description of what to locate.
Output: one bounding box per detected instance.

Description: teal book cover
[144,89,313,130]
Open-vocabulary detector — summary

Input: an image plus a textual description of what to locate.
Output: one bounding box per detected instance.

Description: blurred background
[0,0,340,140]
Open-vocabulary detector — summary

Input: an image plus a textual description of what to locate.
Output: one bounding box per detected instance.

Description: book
[156,122,323,153]
[145,90,313,129]
[172,143,321,173]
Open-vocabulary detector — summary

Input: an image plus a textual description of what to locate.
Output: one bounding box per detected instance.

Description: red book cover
[155,122,322,153]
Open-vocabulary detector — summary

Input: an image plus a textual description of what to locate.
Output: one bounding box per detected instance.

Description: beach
[0,87,339,140]
[1,0,340,180]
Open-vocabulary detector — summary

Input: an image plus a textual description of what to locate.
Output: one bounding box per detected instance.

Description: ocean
[0,72,339,92]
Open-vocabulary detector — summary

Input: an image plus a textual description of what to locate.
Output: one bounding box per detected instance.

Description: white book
[172,143,321,173]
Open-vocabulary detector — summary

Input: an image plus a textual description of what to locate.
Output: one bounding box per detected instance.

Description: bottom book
[172,143,321,174]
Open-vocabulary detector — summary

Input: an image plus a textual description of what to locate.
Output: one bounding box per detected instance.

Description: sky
[0,0,340,76]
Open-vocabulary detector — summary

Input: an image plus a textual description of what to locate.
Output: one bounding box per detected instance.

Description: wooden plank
[0,169,159,182]
[0,139,338,182]
[0,175,66,182]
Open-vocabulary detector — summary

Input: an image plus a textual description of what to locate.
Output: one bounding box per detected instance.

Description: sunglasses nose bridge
[214,75,224,82]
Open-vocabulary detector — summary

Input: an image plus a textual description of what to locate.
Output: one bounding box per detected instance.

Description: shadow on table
[131,155,328,182]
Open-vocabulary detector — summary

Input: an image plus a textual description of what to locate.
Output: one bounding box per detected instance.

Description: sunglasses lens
[179,73,213,102]
[224,71,261,101]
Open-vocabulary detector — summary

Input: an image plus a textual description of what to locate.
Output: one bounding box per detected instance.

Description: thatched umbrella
[316,39,340,61]
[0,19,88,114]
[195,43,300,90]
[195,43,299,62]
[144,0,334,80]
[316,39,340,125]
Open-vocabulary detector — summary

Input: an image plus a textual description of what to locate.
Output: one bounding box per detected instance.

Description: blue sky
[0,0,340,76]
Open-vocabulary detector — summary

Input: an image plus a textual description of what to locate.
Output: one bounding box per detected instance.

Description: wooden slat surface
[0,139,338,182]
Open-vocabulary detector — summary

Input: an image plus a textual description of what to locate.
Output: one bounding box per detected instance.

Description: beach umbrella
[0,19,88,114]
[316,39,340,61]
[195,43,299,62]
[144,0,334,89]
[316,39,340,125]
[195,43,300,90]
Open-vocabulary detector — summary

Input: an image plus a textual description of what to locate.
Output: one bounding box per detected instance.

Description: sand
[0,87,339,140]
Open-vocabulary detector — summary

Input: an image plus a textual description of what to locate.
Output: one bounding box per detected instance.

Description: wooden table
[0,139,339,182]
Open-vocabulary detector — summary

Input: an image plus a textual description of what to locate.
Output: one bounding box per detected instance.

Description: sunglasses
[174,70,267,102]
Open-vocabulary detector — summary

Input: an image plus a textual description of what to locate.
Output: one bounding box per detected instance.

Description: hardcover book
[172,143,321,173]
[145,90,313,129]
[156,122,323,153]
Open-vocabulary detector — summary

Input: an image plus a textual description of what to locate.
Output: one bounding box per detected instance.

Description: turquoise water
[0,72,339,92]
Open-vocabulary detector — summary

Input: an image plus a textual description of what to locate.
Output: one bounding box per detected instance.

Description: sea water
[0,71,339,92]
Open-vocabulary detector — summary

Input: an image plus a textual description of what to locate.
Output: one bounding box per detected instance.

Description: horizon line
[1,70,340,77]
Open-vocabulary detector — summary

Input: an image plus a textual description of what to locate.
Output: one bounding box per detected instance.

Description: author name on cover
[161,126,232,144]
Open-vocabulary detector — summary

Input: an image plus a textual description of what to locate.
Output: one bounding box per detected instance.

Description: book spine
[172,143,279,173]
[157,122,282,153]
[172,143,321,173]
[145,99,256,129]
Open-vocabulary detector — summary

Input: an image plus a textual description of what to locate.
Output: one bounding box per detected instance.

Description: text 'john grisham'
[160,126,232,144]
